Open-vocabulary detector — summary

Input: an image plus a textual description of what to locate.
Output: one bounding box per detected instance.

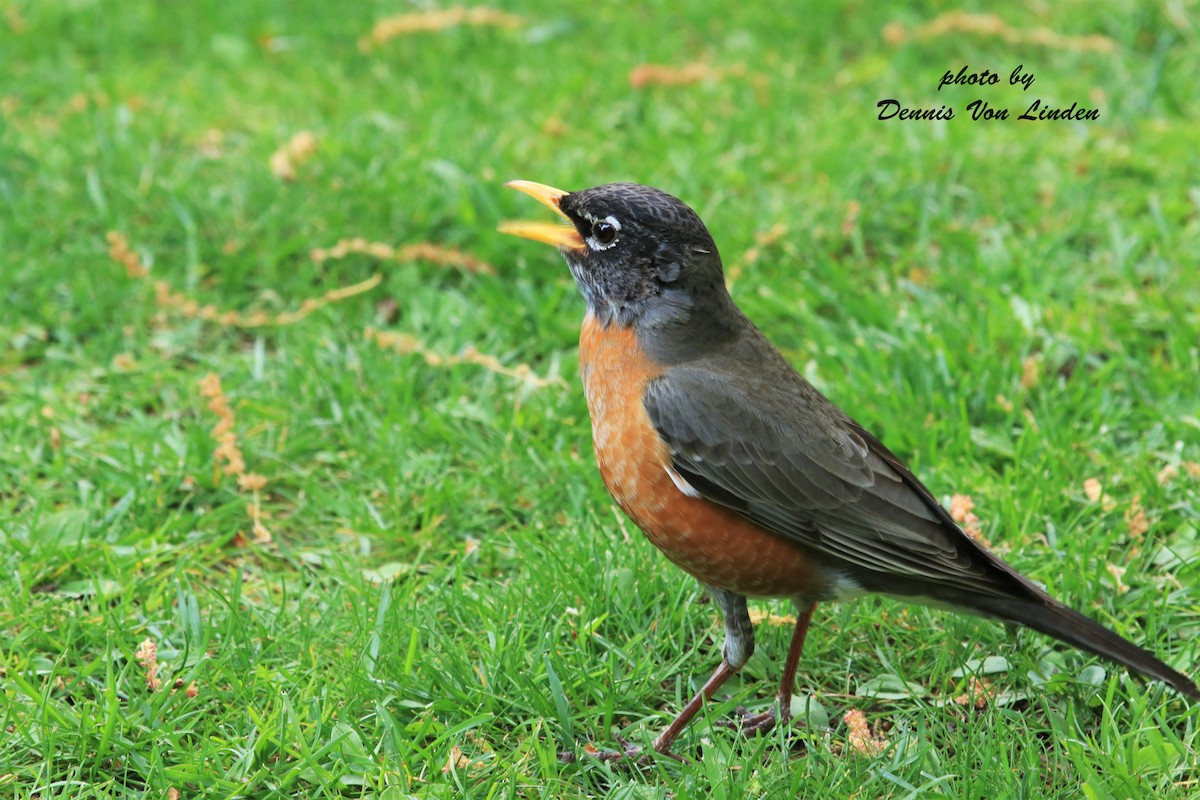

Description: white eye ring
[585,215,621,250]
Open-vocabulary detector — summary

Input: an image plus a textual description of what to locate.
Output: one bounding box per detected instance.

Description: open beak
[498,180,585,250]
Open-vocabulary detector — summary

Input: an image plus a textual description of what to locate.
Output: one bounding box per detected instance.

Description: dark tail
[977,596,1199,700]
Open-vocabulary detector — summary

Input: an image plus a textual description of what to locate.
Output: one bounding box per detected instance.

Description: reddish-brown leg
[731,601,817,735]
[592,590,812,762]
[593,588,753,762]
[651,660,739,759]
[589,659,741,764]
[776,601,817,720]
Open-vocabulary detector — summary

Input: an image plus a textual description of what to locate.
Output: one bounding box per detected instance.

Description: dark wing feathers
[643,357,1200,700]
[643,363,1034,601]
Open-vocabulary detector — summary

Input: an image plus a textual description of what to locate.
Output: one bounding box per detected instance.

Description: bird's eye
[588,216,620,248]
[591,220,617,244]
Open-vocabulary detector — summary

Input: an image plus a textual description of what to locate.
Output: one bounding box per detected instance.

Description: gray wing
[643,363,1035,602]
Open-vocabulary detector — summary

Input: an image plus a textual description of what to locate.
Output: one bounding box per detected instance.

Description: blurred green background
[2,1,1198,797]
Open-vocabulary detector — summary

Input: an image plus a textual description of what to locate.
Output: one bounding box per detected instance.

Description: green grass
[3,1,1199,797]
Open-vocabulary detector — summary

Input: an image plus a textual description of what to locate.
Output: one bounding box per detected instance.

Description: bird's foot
[564,736,662,767]
[594,736,648,765]
[714,704,789,737]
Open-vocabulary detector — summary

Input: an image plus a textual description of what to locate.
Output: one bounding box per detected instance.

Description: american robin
[500,180,1198,760]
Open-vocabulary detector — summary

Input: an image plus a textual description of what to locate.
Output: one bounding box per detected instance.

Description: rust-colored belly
[578,312,816,599]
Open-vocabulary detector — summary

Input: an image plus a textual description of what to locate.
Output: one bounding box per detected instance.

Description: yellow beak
[498,180,585,250]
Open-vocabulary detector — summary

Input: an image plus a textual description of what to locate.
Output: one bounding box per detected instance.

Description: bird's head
[501,181,730,333]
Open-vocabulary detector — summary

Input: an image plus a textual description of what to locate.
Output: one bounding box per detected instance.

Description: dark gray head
[502,180,743,359]
[554,183,724,327]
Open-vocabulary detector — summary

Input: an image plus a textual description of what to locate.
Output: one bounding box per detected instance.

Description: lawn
[2,1,1198,797]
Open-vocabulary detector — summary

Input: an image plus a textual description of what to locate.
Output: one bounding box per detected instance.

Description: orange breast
[578,312,818,599]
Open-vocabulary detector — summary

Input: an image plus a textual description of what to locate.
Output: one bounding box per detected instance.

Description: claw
[737,708,779,736]
[713,702,791,738]
[587,736,659,768]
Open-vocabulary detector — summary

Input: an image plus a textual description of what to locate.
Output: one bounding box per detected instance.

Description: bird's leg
[776,601,817,721]
[648,660,739,760]
[646,588,755,760]
[726,600,817,736]
[588,589,752,765]
[587,659,740,766]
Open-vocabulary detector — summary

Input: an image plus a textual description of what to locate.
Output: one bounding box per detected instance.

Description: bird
[499,180,1198,760]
